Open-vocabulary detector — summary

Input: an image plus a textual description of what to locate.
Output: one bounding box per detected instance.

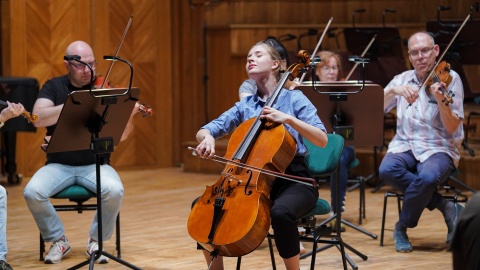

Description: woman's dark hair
[264,38,291,68]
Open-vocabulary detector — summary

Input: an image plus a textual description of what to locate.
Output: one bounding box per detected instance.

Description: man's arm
[32,98,63,128]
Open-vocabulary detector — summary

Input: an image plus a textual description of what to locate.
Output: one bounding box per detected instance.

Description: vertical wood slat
[1,0,175,176]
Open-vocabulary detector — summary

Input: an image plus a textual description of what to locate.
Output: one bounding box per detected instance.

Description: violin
[187,50,315,257]
[410,13,470,107]
[0,100,38,123]
[425,61,454,105]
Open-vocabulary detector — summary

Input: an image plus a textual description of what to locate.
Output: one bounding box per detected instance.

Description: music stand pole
[299,62,383,268]
[65,100,141,270]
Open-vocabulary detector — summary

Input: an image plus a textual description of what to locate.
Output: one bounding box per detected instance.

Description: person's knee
[23,184,36,202]
[271,205,295,226]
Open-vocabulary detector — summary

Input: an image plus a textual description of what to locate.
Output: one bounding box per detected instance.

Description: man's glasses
[69,61,97,70]
[408,47,434,59]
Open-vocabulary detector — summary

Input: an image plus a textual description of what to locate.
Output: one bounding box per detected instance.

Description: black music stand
[343,27,407,87]
[297,81,383,269]
[46,87,142,270]
[426,19,480,101]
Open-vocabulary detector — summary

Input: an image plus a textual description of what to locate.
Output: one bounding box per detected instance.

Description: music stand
[46,87,142,270]
[343,27,407,87]
[426,19,480,101]
[297,81,383,269]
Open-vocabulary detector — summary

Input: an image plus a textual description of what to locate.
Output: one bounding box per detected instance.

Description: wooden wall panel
[2,0,174,176]
[203,0,479,131]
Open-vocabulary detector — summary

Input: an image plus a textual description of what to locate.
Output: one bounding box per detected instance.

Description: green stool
[39,185,121,261]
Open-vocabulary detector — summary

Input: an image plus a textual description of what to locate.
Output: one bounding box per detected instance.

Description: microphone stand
[64,55,141,270]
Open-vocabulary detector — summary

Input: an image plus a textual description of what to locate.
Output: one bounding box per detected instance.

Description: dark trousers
[378,150,454,228]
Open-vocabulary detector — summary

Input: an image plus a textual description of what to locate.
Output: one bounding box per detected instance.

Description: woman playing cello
[192,40,328,270]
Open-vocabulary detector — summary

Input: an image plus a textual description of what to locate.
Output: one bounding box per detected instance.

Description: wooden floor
[2,167,472,270]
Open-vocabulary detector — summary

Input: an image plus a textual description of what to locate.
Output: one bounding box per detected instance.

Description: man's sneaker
[0,260,13,270]
[393,229,412,252]
[86,239,109,264]
[446,203,465,244]
[44,236,71,264]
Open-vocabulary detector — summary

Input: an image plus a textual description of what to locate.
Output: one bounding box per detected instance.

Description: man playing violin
[379,31,464,253]
[23,40,139,265]
[193,40,328,270]
[0,101,27,270]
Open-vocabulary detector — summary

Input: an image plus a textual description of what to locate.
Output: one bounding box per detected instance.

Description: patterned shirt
[384,69,464,167]
[201,88,326,156]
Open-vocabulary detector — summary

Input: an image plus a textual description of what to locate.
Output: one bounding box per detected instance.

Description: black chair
[379,173,469,246]
[39,185,121,261]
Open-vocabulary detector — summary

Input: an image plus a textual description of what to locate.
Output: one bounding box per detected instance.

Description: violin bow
[295,17,333,86]
[418,13,470,94]
[187,147,317,187]
[344,34,377,81]
[100,14,134,89]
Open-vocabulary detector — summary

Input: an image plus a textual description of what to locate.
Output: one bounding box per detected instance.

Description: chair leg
[359,176,366,224]
[40,234,45,261]
[236,256,242,270]
[267,236,277,270]
[380,192,389,246]
[116,212,121,258]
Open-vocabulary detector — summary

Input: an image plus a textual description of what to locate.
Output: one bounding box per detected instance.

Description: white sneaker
[45,236,71,264]
[86,239,109,264]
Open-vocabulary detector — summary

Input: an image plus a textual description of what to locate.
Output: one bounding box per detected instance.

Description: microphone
[382,8,396,27]
[277,33,297,42]
[437,5,451,23]
[352,8,366,28]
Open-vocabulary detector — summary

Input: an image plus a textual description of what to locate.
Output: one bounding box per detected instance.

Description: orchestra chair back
[39,185,121,261]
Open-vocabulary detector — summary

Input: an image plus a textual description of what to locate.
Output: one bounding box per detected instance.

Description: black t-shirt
[38,75,109,165]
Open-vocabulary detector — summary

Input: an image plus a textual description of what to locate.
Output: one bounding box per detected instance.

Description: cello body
[187,117,296,257]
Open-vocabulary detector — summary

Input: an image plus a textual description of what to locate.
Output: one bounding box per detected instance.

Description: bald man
[23,41,136,265]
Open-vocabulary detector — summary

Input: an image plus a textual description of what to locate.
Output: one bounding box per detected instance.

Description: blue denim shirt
[201,88,326,156]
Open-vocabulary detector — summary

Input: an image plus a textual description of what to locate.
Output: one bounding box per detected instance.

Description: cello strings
[188,147,316,187]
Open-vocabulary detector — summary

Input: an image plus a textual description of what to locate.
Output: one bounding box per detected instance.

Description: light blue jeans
[23,163,124,243]
[0,186,7,261]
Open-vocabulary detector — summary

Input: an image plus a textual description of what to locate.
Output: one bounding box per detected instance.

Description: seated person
[192,40,328,270]
[379,31,464,252]
[315,51,355,231]
[23,40,139,265]
[0,101,26,270]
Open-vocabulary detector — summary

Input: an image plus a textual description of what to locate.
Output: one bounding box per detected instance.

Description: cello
[187,50,316,258]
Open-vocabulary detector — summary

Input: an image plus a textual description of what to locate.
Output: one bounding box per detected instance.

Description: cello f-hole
[244,169,253,196]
